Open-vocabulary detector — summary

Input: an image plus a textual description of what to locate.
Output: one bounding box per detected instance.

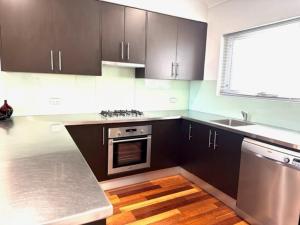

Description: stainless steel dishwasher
[237,138,300,225]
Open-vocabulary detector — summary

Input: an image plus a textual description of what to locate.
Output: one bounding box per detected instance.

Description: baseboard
[99,167,181,191]
[179,168,237,210]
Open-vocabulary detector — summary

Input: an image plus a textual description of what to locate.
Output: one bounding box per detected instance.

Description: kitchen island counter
[0,117,112,225]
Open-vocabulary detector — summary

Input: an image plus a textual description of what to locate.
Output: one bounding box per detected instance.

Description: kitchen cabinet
[84,219,106,225]
[0,0,54,73]
[151,120,181,170]
[176,19,207,80]
[181,120,243,199]
[0,0,101,75]
[181,120,214,185]
[137,12,178,79]
[66,124,106,181]
[136,13,207,80]
[52,0,101,75]
[211,128,243,199]
[101,2,146,64]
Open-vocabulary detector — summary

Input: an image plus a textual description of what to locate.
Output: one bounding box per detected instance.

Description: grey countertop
[37,110,300,150]
[0,109,299,225]
[0,116,113,225]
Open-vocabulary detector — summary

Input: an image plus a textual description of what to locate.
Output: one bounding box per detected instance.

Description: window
[219,17,300,100]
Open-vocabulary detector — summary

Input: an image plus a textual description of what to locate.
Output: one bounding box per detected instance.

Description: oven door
[108,135,151,175]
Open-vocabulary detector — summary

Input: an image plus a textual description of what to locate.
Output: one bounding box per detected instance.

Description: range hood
[102,61,145,68]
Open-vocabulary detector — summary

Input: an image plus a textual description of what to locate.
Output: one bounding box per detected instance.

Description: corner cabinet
[136,12,207,80]
[181,120,243,199]
[101,2,146,64]
[66,124,107,181]
[151,120,181,170]
[0,0,101,75]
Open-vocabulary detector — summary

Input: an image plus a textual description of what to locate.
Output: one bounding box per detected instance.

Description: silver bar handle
[188,124,192,141]
[112,136,151,144]
[58,50,62,71]
[208,129,212,148]
[127,42,130,61]
[121,42,124,60]
[50,50,54,71]
[171,62,175,77]
[214,131,218,150]
[102,127,105,146]
[175,63,179,78]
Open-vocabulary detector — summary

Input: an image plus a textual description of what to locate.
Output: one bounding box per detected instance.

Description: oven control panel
[108,125,152,139]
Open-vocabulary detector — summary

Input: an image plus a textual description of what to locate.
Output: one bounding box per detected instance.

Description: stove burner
[99,110,144,118]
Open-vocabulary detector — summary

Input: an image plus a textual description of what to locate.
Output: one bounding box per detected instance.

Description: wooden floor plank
[120,188,200,212]
[127,209,181,225]
[106,175,249,225]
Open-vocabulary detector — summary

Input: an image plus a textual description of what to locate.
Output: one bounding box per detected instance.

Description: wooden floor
[105,175,249,225]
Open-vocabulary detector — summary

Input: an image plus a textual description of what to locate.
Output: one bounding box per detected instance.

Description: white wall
[101,0,208,22]
[0,67,190,116]
[204,0,300,80]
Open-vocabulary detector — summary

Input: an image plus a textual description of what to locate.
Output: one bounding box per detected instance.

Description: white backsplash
[0,66,189,116]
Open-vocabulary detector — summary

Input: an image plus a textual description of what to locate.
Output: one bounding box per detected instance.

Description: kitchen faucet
[241,111,248,121]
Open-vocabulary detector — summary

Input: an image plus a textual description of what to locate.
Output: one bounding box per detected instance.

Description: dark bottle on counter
[0,100,13,120]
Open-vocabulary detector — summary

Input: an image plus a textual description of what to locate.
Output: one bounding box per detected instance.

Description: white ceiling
[203,0,231,8]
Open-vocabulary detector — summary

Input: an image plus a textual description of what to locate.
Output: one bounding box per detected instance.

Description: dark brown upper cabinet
[52,0,101,75]
[0,0,55,73]
[0,0,101,75]
[101,2,146,64]
[136,12,207,81]
[138,12,178,80]
[176,19,207,80]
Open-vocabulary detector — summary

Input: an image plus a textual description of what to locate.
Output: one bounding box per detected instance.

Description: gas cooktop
[99,110,144,118]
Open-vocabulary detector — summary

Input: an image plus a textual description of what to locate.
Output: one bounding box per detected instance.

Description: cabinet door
[145,12,178,79]
[0,0,54,73]
[66,125,106,181]
[101,2,125,62]
[176,19,207,80]
[213,129,243,199]
[151,120,180,170]
[181,120,211,177]
[192,124,215,185]
[52,0,100,75]
[124,7,146,64]
[180,120,194,172]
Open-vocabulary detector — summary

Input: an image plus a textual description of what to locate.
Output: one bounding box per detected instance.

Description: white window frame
[217,16,300,102]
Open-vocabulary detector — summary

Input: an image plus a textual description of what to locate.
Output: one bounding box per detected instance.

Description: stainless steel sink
[212,119,254,127]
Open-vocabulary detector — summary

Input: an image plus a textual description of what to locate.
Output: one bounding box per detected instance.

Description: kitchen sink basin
[212,119,254,127]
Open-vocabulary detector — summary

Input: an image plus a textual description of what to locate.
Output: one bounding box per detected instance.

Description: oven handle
[111,136,151,144]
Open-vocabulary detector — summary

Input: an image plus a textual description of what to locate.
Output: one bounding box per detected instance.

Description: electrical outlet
[49,97,61,106]
[169,97,178,104]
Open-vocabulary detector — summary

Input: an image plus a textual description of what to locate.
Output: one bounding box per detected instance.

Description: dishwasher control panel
[292,158,300,169]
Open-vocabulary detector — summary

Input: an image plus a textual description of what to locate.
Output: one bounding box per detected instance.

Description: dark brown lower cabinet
[151,120,181,170]
[211,128,243,199]
[66,120,242,199]
[66,124,107,181]
[84,219,106,225]
[180,120,243,199]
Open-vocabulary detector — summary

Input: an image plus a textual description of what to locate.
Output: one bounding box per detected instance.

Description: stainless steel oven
[107,125,152,175]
